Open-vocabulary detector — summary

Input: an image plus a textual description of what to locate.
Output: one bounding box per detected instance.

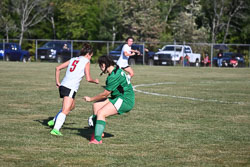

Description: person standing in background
[217,52,223,67]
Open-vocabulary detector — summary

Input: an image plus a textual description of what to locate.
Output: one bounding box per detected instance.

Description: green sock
[95,120,106,141]
[92,115,97,127]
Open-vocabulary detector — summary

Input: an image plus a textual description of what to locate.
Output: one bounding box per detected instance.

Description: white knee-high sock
[53,109,62,121]
[54,113,66,131]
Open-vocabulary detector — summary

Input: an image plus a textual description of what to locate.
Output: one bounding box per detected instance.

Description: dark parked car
[0,43,30,62]
[213,52,245,67]
[108,44,155,65]
[37,41,80,63]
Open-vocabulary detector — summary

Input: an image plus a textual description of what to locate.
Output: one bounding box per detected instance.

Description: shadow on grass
[34,117,76,128]
[34,117,114,140]
[64,126,114,140]
[34,117,54,129]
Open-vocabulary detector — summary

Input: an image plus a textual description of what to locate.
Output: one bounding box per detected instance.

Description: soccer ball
[88,115,94,127]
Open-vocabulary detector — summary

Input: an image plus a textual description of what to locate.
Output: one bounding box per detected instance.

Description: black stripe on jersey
[117,85,124,94]
[114,65,119,74]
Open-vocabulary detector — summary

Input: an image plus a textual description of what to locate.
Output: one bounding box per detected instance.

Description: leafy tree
[46,1,57,39]
[201,0,246,43]
[171,0,209,43]
[0,0,17,42]
[55,0,101,40]
[237,5,250,44]
[157,0,193,42]
[171,12,209,43]
[118,0,163,43]
[222,0,244,43]
[1,0,250,46]
[83,1,101,40]
[11,0,52,45]
[97,0,123,42]
[22,0,58,40]
[55,0,88,39]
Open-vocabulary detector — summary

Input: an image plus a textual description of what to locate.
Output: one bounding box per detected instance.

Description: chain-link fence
[1,39,250,68]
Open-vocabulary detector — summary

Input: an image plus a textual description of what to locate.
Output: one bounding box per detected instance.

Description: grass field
[0,62,250,167]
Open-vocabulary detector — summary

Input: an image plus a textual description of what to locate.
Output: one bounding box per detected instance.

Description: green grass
[0,62,250,167]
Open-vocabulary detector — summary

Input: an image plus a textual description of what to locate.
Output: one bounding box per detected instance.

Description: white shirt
[117,44,131,68]
[61,56,89,92]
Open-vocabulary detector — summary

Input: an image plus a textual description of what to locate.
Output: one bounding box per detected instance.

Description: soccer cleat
[89,139,102,144]
[47,120,55,126]
[90,133,104,141]
[50,129,63,136]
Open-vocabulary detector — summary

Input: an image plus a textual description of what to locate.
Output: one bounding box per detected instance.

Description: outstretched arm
[124,51,136,57]
[131,49,141,55]
[85,62,99,84]
[55,61,70,88]
[84,89,111,102]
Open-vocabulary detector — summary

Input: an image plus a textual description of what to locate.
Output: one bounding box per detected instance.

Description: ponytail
[80,43,93,56]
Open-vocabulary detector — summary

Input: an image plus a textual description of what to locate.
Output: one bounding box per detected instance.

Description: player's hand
[83,96,91,102]
[56,83,61,88]
[95,79,99,84]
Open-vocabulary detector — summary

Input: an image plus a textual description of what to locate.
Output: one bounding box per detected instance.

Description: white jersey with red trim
[61,56,89,92]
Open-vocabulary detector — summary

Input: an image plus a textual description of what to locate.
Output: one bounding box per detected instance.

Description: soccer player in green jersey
[84,55,135,144]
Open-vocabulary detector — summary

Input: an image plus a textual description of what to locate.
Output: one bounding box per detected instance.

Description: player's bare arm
[84,89,111,102]
[85,62,99,84]
[124,51,135,57]
[131,49,140,55]
[55,60,70,88]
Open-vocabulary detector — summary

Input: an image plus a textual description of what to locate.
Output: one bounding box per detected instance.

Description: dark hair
[80,43,93,56]
[125,36,134,42]
[98,55,116,75]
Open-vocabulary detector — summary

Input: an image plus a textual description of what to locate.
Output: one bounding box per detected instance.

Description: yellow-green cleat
[47,120,55,126]
[50,129,63,136]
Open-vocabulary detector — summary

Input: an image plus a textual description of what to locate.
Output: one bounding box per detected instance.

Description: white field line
[133,82,244,105]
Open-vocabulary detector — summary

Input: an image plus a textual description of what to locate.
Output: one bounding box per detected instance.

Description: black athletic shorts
[59,86,76,99]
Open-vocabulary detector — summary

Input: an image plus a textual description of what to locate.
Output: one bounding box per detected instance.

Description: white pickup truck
[153,45,201,66]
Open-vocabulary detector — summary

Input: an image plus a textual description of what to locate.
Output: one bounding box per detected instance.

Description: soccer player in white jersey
[117,37,140,79]
[48,43,99,136]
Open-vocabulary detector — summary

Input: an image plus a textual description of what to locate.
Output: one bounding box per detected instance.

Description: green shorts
[109,97,134,114]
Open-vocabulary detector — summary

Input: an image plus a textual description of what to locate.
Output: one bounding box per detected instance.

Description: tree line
[0,0,249,46]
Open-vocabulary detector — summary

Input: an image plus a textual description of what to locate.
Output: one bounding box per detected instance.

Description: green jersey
[105,66,135,114]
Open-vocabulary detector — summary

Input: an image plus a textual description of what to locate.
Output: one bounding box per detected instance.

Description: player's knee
[96,111,106,119]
